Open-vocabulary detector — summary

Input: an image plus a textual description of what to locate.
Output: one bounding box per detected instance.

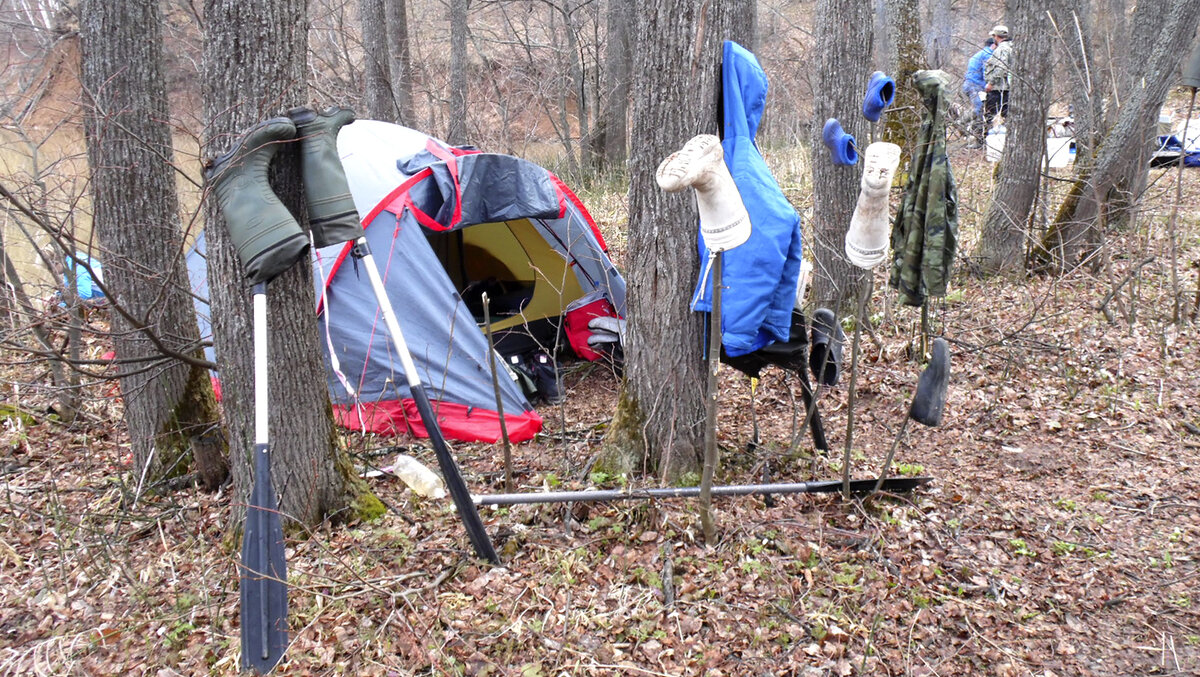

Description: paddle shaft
[253,288,269,658]
[354,239,501,564]
[241,283,288,673]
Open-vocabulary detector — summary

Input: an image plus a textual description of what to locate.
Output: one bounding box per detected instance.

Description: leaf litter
[1,150,1199,675]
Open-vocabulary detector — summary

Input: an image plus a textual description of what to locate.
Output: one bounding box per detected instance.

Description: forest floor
[2,144,1200,676]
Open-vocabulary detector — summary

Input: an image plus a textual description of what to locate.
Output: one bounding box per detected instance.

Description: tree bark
[386,0,416,126]
[604,0,754,481]
[595,0,632,171]
[1060,0,1103,165]
[925,0,953,70]
[881,0,926,179]
[203,0,380,528]
[79,0,227,490]
[361,0,397,121]
[974,1,1054,274]
[810,0,875,313]
[447,0,469,144]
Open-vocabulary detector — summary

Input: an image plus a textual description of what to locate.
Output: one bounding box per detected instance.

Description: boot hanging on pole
[822,119,858,166]
[288,106,365,248]
[655,134,751,253]
[845,142,902,269]
[204,117,309,285]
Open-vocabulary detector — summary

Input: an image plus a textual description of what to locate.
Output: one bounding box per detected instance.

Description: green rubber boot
[287,106,364,248]
[204,117,308,285]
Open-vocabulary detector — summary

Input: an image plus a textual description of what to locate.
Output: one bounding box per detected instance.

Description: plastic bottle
[391,454,447,499]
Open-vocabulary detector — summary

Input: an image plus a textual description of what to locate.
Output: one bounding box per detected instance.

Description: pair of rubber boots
[204,107,363,285]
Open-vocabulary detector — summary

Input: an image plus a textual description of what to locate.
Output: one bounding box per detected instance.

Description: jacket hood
[723,41,768,140]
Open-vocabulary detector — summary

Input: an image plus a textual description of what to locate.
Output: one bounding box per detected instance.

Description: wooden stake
[700,253,722,544]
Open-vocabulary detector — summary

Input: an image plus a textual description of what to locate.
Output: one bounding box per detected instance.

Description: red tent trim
[333,399,543,443]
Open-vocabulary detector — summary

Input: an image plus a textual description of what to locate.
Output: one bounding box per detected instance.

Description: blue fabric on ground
[692,41,803,358]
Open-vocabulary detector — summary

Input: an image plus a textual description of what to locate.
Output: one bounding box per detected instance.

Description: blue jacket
[964,47,993,87]
[693,41,803,357]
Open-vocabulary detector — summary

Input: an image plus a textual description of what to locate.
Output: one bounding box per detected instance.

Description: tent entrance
[426,219,586,333]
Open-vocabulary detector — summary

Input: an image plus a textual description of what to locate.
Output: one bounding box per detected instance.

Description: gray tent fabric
[404,153,564,229]
[317,205,542,441]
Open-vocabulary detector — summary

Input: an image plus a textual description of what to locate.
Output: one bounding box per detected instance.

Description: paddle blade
[241,444,288,673]
[806,476,932,494]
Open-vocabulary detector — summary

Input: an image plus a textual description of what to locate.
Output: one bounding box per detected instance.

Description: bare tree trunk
[1102,1,1173,236]
[975,0,1054,274]
[80,0,227,490]
[810,0,875,313]
[596,0,632,171]
[1059,0,1102,165]
[550,4,582,179]
[447,0,469,144]
[361,0,397,121]
[386,0,416,126]
[604,0,754,481]
[925,0,953,70]
[882,0,926,185]
[564,0,592,174]
[203,0,380,528]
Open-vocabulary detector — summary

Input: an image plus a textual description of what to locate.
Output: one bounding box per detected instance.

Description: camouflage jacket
[984,40,1013,91]
[888,70,959,308]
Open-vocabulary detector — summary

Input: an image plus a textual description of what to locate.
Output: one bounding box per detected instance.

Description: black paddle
[353,240,501,564]
[241,282,288,672]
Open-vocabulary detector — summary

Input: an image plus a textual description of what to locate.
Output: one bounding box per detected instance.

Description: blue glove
[822,118,858,166]
[862,71,896,122]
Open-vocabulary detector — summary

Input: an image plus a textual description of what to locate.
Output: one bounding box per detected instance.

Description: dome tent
[191,121,626,443]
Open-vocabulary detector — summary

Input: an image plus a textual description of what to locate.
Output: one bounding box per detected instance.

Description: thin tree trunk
[975,0,1054,274]
[882,0,926,178]
[1059,0,1102,165]
[80,0,227,489]
[597,0,632,171]
[810,0,875,314]
[361,0,397,121]
[447,0,469,144]
[925,0,953,70]
[386,0,415,126]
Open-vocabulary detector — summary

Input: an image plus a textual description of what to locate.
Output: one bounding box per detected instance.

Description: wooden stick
[481,293,514,492]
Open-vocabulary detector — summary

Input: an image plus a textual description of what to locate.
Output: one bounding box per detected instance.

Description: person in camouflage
[983,24,1012,130]
[889,69,959,307]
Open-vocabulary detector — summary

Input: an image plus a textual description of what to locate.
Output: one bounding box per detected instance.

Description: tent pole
[481,293,515,491]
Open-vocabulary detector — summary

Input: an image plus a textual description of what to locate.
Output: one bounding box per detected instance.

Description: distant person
[963,36,995,145]
[983,25,1012,130]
